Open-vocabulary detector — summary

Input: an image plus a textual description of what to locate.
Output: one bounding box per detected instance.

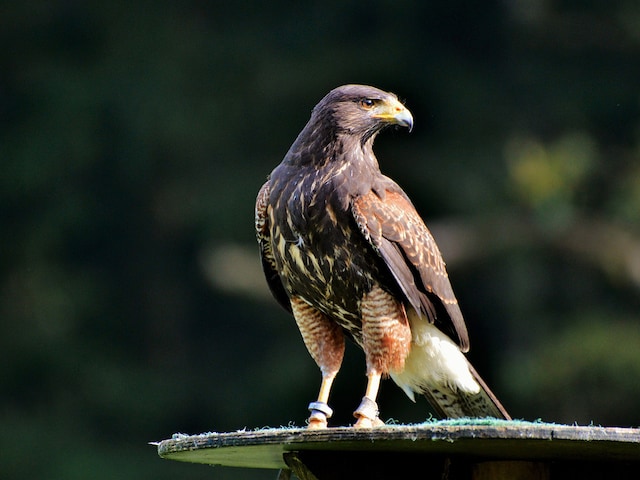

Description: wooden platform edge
[154,422,640,470]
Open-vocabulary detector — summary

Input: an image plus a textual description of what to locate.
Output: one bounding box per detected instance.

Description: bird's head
[313,84,413,140]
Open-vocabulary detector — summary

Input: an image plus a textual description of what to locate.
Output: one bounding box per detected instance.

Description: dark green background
[3,1,640,478]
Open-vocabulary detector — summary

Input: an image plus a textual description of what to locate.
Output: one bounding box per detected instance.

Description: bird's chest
[268,181,378,327]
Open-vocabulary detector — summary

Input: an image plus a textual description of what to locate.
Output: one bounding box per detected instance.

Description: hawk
[255,84,510,428]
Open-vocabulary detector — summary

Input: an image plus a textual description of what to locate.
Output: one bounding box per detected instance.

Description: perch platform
[155,420,640,479]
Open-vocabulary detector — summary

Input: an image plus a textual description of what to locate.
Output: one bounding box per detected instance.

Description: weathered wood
[283,452,318,480]
[155,422,640,479]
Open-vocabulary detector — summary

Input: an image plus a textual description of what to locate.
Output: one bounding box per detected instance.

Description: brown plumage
[255,84,509,428]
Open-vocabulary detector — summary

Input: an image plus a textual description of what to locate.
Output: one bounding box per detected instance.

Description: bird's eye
[359,98,376,109]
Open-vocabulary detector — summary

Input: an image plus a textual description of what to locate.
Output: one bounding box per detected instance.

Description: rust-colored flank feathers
[255,84,510,428]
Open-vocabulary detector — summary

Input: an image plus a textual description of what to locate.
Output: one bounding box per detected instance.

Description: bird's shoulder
[351,177,438,260]
[351,178,470,350]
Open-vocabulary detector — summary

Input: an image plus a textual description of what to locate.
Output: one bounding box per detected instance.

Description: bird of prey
[255,84,510,428]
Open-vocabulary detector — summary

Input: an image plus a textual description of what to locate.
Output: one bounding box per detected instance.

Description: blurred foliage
[506,131,596,223]
[1,1,640,479]
[503,316,640,424]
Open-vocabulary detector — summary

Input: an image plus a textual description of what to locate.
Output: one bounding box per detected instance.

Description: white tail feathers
[390,309,510,419]
[390,310,480,401]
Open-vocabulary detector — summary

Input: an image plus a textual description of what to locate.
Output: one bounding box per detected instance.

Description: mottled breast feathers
[256,175,470,351]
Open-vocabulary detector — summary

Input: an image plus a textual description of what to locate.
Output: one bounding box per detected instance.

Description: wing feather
[255,181,292,313]
[352,188,469,351]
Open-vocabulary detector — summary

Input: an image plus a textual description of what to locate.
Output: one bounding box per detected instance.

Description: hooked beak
[372,97,414,132]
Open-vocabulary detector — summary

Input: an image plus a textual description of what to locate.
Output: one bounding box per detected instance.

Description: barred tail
[422,362,510,419]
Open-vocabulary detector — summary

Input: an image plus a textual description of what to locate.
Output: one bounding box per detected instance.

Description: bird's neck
[285,117,380,171]
[335,133,379,171]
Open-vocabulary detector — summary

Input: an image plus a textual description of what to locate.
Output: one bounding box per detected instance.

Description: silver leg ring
[308,401,333,419]
[353,396,379,420]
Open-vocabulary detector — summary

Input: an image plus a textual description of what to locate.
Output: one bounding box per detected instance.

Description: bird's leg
[290,297,345,429]
[307,373,336,429]
[354,285,412,428]
[353,371,384,428]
